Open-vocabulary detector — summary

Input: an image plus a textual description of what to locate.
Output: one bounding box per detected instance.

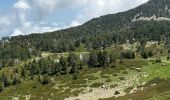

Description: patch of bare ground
[65,73,145,100]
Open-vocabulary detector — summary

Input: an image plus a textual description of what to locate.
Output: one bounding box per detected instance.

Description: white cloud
[30,25,60,34]
[0,16,11,26]
[10,29,24,37]
[14,0,30,10]
[70,20,81,27]
[31,0,57,19]
[0,0,150,38]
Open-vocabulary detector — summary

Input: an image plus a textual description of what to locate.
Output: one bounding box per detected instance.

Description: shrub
[167,55,170,60]
[91,82,104,88]
[33,84,37,89]
[110,84,118,88]
[101,74,109,78]
[141,51,149,59]
[122,71,128,74]
[42,75,50,85]
[12,74,21,85]
[119,77,125,80]
[155,58,161,63]
[106,79,112,82]
[114,90,120,95]
[72,73,78,80]
[120,51,135,59]
[113,73,118,76]
[148,51,154,57]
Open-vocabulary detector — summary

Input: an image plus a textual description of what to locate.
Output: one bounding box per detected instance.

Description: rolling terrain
[0,0,170,100]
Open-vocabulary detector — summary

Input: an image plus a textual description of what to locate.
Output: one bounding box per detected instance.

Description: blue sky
[0,0,149,38]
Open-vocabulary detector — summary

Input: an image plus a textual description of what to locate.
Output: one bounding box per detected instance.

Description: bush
[155,58,161,63]
[33,84,37,89]
[72,73,78,80]
[122,71,128,74]
[168,49,170,53]
[106,79,112,82]
[12,74,21,85]
[120,51,135,59]
[141,51,149,59]
[113,73,118,76]
[101,74,109,78]
[148,51,154,57]
[114,90,120,95]
[110,84,118,88]
[42,75,50,85]
[167,55,170,60]
[119,77,125,80]
[91,82,104,88]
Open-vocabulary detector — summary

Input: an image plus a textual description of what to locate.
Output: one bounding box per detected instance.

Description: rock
[114,90,120,95]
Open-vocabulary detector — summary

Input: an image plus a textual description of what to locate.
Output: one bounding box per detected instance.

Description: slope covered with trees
[1,0,170,68]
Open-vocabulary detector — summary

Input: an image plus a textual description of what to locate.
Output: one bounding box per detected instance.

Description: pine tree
[21,66,26,78]
[42,75,50,85]
[88,50,98,67]
[67,52,78,73]
[142,51,149,59]
[60,56,67,74]
[2,73,10,87]
[12,74,21,85]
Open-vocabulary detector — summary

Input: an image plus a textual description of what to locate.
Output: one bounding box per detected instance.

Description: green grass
[1,43,170,100]
[140,62,170,82]
[1,59,170,100]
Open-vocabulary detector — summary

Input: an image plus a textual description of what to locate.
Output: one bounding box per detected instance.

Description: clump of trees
[0,72,21,91]
[88,50,117,68]
[120,51,135,59]
[141,50,154,59]
[0,41,41,68]
[25,52,81,83]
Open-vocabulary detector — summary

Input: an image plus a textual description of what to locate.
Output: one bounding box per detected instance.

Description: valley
[0,42,170,100]
[0,0,170,100]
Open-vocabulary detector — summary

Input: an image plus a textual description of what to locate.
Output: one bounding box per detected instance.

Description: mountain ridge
[8,0,170,39]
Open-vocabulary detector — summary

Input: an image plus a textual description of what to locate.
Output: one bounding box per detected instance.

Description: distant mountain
[83,0,170,32]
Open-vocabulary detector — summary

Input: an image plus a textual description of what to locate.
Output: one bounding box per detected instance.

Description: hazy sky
[0,0,149,38]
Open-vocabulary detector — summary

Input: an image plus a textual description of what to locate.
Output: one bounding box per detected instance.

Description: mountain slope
[83,0,170,33]
[1,0,170,64]
[11,0,170,38]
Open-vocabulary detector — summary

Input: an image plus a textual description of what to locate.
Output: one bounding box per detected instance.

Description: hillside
[0,0,170,100]
[5,0,170,53]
